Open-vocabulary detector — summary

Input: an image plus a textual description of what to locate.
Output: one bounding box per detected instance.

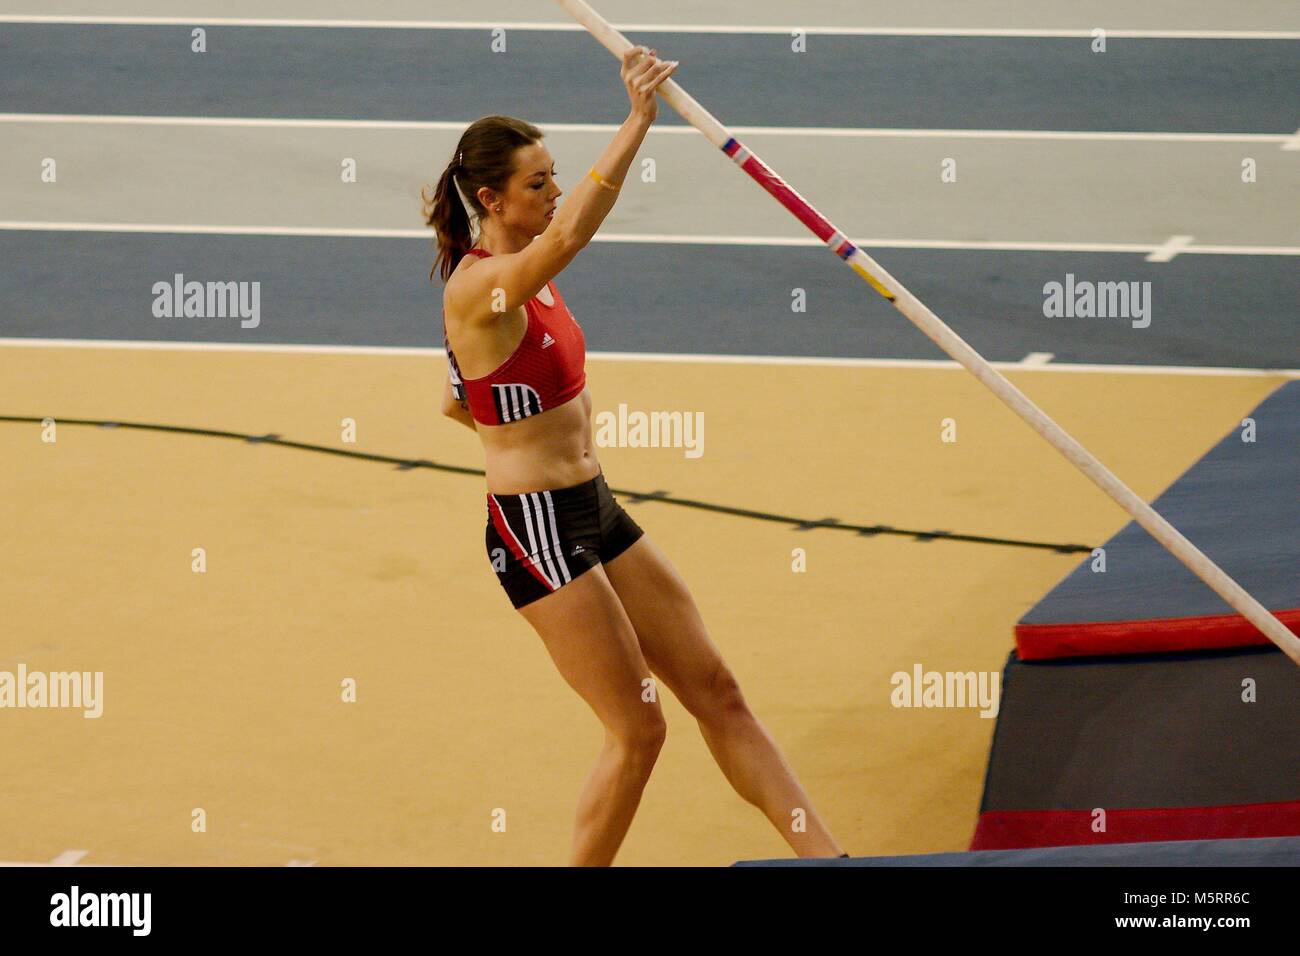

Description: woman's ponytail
[423,114,545,282]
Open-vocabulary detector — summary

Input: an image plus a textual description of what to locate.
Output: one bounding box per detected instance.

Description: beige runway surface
[0,344,1283,864]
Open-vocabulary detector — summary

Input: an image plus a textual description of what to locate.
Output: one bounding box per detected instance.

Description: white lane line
[1020,352,1056,365]
[1145,234,1195,262]
[1281,129,1300,151]
[49,850,89,865]
[0,337,441,356]
[0,849,90,866]
[0,221,422,238]
[1,17,1297,38]
[0,113,1292,143]
[2,222,1296,256]
[1,337,1296,378]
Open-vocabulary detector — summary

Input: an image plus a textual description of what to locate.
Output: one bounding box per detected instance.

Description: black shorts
[485,470,645,609]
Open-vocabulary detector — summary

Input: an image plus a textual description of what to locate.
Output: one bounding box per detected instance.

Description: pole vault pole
[552,0,1300,665]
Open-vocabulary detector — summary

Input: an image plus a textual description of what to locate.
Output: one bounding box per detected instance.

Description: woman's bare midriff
[448,255,598,495]
[478,387,600,495]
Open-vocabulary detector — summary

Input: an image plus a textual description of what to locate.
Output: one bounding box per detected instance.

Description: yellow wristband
[588,167,621,192]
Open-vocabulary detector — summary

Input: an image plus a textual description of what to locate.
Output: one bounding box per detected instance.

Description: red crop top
[443,248,587,425]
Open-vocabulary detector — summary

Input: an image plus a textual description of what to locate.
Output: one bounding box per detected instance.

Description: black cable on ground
[1,415,1093,554]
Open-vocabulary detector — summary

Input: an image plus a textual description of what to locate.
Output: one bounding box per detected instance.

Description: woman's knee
[612,707,668,758]
[703,662,749,718]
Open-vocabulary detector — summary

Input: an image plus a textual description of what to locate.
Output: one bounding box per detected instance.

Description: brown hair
[422,114,545,281]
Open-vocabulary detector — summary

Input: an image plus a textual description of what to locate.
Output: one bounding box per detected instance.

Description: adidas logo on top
[541,332,556,348]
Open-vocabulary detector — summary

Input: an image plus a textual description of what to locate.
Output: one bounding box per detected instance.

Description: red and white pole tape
[553,0,1300,664]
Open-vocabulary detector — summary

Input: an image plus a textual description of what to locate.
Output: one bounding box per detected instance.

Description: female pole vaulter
[424,46,848,866]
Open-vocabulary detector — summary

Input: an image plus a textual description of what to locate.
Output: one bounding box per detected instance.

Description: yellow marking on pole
[850,261,897,301]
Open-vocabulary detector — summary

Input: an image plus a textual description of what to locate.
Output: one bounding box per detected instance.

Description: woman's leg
[518,563,667,866]
[603,534,845,858]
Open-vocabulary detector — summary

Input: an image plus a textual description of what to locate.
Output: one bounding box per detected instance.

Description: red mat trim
[1015,607,1300,660]
[971,800,1300,850]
